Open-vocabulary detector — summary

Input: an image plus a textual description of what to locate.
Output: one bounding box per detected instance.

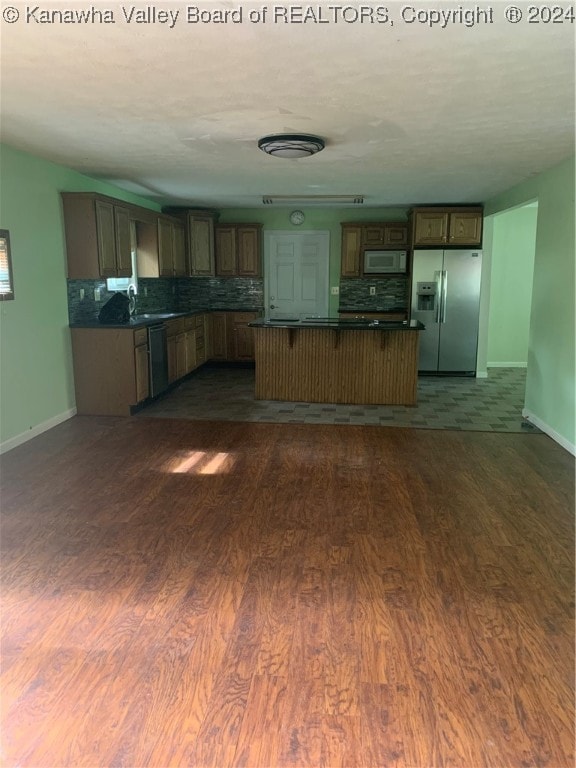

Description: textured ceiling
[1,1,574,208]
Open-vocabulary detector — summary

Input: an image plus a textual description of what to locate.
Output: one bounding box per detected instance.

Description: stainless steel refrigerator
[410,249,482,374]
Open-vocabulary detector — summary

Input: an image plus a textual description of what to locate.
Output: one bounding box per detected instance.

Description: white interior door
[264,231,330,319]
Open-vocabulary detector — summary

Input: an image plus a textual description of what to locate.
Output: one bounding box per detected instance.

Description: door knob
[270,304,277,309]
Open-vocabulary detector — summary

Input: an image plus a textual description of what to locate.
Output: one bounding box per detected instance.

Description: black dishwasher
[147,324,169,397]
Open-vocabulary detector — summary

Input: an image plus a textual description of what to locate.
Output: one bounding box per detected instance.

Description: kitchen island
[249,317,424,406]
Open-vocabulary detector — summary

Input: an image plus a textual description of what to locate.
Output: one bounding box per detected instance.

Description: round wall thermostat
[290,210,305,226]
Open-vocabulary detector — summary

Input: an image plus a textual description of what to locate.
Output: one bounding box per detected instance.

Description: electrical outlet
[369,286,376,296]
[94,288,100,302]
[144,286,148,297]
[79,288,85,300]
[331,286,339,295]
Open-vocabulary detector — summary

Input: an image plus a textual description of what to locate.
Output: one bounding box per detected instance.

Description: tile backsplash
[67,275,405,323]
[339,277,408,312]
[67,277,264,323]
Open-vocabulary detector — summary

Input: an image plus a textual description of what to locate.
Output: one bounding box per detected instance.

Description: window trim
[0,229,15,301]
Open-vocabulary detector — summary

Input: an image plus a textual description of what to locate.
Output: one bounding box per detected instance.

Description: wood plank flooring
[1,416,574,767]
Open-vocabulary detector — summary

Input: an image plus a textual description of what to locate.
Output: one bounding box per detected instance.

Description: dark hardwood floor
[1,415,574,767]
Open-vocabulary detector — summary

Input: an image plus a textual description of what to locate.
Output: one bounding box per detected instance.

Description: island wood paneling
[253,327,419,405]
[0,417,574,767]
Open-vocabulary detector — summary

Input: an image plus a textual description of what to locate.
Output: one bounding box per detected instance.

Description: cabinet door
[215,227,237,276]
[95,200,117,277]
[167,335,178,383]
[175,333,187,379]
[413,212,449,246]
[114,206,133,276]
[195,315,206,365]
[384,224,408,247]
[158,218,174,276]
[341,226,362,277]
[188,216,215,275]
[210,313,228,360]
[134,343,150,403]
[172,222,187,276]
[449,212,483,246]
[237,226,261,276]
[185,330,196,373]
[362,225,386,247]
[233,324,255,360]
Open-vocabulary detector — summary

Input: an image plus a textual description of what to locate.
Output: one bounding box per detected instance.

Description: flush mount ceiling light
[258,133,325,159]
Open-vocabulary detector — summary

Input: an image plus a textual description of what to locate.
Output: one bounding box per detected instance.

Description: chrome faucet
[127,284,137,316]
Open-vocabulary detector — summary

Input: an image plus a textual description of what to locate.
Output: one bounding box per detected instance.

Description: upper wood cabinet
[362,223,408,248]
[157,217,186,277]
[172,221,186,276]
[411,207,483,247]
[341,225,363,277]
[215,224,262,277]
[341,221,408,278]
[187,211,216,276]
[62,193,133,279]
[215,227,237,276]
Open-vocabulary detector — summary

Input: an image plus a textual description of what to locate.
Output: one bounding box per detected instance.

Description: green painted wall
[218,207,408,313]
[485,155,575,449]
[0,143,161,446]
[487,204,537,365]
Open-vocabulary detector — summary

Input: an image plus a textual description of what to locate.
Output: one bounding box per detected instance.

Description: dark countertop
[250,318,424,331]
[338,308,407,315]
[69,310,203,329]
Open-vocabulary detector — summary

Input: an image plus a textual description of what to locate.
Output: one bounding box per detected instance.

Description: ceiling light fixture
[258,133,325,159]
[262,195,364,206]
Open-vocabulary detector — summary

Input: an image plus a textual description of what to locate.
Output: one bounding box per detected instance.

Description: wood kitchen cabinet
[208,311,259,361]
[362,223,408,248]
[187,211,217,276]
[70,327,149,416]
[62,193,132,279]
[411,207,483,247]
[134,341,150,404]
[341,222,408,277]
[158,217,187,277]
[341,225,363,277]
[215,227,237,276]
[215,225,261,277]
[229,312,259,360]
[209,313,229,360]
[194,314,207,365]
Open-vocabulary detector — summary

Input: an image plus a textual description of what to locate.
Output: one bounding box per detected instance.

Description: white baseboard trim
[476,370,488,378]
[0,408,77,455]
[487,362,528,368]
[522,408,576,456]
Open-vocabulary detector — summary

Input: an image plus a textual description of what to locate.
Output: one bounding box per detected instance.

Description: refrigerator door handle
[434,271,442,323]
[441,270,448,323]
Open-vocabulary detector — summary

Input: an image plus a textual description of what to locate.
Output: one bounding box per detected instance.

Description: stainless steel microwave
[364,250,407,274]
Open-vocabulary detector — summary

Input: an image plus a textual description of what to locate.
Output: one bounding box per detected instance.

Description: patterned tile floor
[140,365,541,433]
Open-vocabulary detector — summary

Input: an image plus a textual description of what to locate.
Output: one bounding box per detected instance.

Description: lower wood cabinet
[208,311,259,361]
[166,317,196,383]
[229,312,259,360]
[209,313,229,360]
[70,327,150,416]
